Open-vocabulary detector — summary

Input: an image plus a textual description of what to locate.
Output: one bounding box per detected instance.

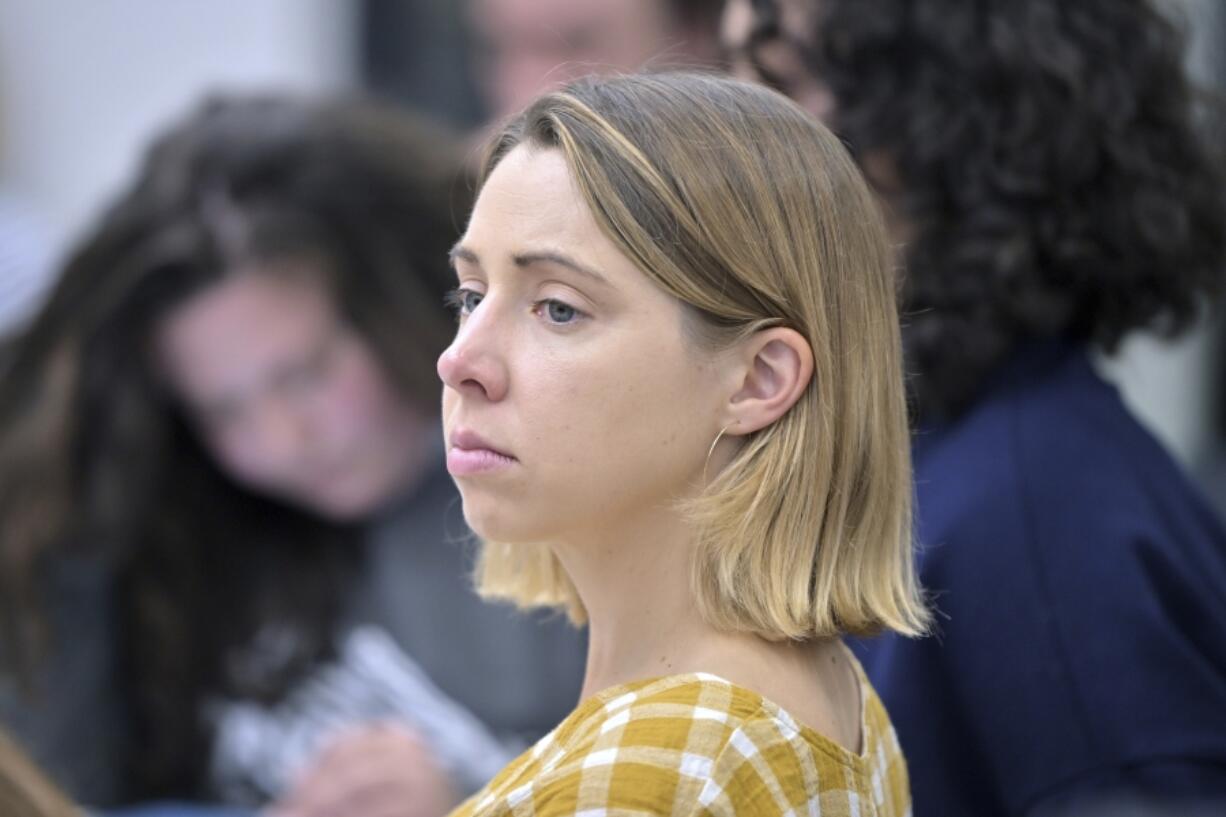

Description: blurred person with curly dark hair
[724,0,1226,815]
[0,95,584,817]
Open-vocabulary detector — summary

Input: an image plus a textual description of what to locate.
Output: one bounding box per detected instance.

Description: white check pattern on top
[453,667,911,817]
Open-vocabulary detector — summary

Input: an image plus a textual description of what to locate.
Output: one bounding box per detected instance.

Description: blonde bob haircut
[473,72,929,640]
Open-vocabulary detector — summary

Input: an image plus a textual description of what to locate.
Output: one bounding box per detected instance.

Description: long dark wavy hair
[0,95,467,798]
[746,0,1226,420]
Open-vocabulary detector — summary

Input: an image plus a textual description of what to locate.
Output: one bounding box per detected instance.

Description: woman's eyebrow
[448,244,478,267]
[513,250,609,287]
[450,243,610,288]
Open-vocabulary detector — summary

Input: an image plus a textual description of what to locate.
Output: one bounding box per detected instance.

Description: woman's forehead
[465,149,601,264]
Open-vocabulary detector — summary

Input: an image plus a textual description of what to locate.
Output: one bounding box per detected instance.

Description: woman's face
[438,146,729,545]
[156,266,430,520]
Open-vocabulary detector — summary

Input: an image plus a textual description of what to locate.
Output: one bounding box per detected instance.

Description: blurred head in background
[724,0,1226,420]
[0,93,467,795]
[468,0,724,120]
[6,94,462,522]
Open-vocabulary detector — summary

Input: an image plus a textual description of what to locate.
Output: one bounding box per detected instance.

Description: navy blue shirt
[855,343,1226,816]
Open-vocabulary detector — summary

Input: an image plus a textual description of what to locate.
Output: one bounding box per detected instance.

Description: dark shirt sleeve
[858,349,1226,817]
[1011,377,1226,791]
[1026,760,1226,817]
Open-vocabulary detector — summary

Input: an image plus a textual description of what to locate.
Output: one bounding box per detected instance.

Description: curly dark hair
[0,95,468,798]
[747,0,1226,419]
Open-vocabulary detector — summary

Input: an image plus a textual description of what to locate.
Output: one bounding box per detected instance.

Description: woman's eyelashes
[445,287,588,326]
[444,286,484,319]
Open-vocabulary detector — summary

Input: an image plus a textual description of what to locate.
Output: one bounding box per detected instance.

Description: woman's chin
[461,499,551,546]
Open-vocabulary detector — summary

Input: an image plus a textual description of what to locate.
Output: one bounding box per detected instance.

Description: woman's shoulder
[457,671,910,817]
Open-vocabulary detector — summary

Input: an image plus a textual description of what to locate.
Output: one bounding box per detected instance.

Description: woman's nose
[437,318,508,402]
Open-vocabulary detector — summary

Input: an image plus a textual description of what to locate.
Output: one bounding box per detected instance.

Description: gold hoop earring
[703,422,736,483]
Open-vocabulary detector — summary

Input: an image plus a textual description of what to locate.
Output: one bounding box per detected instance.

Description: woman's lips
[447,446,517,476]
[447,428,517,476]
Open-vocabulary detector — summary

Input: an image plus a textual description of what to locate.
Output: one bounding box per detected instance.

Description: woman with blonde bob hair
[439,71,927,815]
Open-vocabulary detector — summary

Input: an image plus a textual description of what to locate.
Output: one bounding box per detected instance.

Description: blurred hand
[266,722,462,817]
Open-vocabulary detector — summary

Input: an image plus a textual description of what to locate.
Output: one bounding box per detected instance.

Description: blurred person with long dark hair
[723,0,1226,815]
[0,94,583,817]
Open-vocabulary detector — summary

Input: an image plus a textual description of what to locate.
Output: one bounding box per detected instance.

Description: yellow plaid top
[450,656,910,817]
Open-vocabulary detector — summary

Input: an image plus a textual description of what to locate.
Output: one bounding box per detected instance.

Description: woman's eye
[463,290,485,313]
[538,299,581,325]
[445,287,484,318]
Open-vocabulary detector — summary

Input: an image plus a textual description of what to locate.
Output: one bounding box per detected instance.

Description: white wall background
[0,0,357,256]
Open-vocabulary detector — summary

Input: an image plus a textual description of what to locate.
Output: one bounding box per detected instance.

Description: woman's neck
[549,506,798,700]
[548,505,705,698]
[550,506,861,753]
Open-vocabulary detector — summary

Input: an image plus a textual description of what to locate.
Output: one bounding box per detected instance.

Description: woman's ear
[724,327,814,434]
